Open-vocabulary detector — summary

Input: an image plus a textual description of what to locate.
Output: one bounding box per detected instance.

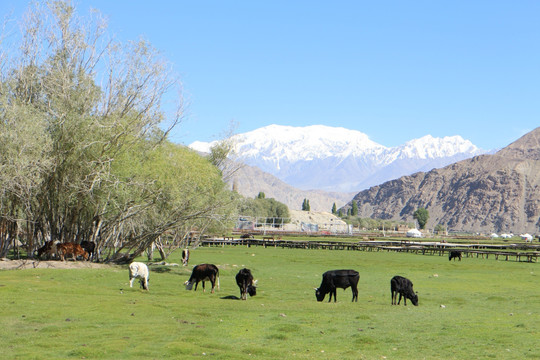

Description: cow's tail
[217,269,220,291]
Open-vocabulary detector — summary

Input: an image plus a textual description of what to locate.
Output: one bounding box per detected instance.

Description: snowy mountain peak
[189,125,485,192]
[394,135,480,160]
[234,124,385,161]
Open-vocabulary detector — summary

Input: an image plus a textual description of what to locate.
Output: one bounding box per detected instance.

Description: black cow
[235,268,257,300]
[80,241,96,261]
[449,250,462,261]
[315,269,359,302]
[35,240,59,260]
[184,264,220,293]
[181,248,190,266]
[390,275,418,306]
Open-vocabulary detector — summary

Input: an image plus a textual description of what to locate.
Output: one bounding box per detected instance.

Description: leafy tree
[413,208,429,230]
[331,203,337,214]
[238,196,290,225]
[257,192,266,199]
[0,1,233,261]
[351,201,358,216]
[302,198,310,211]
[434,224,446,234]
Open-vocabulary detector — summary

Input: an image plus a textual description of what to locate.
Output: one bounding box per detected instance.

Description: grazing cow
[235,268,257,300]
[184,264,220,293]
[315,269,359,302]
[80,241,96,261]
[36,240,59,260]
[56,242,89,261]
[391,275,418,306]
[181,248,190,266]
[129,262,149,290]
[449,250,462,261]
[240,233,254,240]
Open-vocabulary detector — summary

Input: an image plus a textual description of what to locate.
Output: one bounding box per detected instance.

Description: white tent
[520,233,533,242]
[406,228,422,238]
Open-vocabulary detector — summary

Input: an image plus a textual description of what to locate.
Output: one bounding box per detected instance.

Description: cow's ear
[314,287,319,290]
[253,280,258,286]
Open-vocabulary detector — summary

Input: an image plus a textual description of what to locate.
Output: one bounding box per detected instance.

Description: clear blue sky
[3,1,539,150]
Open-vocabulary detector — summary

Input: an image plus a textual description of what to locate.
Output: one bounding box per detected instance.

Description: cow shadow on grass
[150,267,174,274]
[220,295,241,300]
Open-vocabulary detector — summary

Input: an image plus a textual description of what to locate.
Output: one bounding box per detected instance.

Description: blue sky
[2,1,539,150]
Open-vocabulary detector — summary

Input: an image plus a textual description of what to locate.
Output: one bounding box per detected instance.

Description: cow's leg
[202,281,206,292]
[397,292,402,305]
[210,279,215,293]
[143,277,149,290]
[351,286,358,302]
[129,277,135,288]
[403,294,407,306]
[330,289,337,302]
[194,281,199,291]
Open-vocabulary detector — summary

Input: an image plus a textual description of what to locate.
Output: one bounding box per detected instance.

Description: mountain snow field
[190,124,485,192]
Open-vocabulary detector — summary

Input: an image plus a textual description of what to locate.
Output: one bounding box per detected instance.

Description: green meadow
[1,246,538,359]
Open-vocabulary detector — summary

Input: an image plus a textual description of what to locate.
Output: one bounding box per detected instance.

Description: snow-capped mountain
[189,125,485,192]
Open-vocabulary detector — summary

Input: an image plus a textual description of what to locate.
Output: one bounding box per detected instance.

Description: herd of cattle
[36,240,467,305]
[36,240,95,261]
[128,254,424,306]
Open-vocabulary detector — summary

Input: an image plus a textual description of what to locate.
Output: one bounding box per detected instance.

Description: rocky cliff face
[343,128,540,234]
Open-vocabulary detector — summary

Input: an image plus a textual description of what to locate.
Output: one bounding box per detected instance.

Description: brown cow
[184,264,220,293]
[56,242,89,261]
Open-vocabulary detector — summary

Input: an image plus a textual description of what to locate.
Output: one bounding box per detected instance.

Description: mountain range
[190,125,486,193]
[341,127,540,234]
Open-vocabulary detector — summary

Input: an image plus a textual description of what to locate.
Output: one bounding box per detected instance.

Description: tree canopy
[237,195,290,225]
[413,208,430,230]
[0,1,234,262]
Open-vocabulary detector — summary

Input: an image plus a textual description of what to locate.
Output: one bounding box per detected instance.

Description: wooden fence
[194,237,540,263]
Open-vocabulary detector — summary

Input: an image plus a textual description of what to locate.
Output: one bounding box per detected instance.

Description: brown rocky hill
[230,163,354,212]
[341,127,540,234]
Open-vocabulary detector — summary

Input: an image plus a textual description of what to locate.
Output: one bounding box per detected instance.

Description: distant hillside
[190,124,485,192]
[230,163,354,212]
[341,127,540,234]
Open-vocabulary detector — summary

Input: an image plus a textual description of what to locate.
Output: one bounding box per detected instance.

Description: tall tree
[302,198,310,211]
[351,201,358,216]
[331,203,337,214]
[413,208,429,230]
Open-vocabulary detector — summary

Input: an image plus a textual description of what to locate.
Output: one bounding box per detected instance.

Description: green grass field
[1,246,538,359]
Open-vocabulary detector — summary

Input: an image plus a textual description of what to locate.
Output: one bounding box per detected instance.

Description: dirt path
[0,258,113,270]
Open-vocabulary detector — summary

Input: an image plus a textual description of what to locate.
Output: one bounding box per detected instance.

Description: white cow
[129,262,149,290]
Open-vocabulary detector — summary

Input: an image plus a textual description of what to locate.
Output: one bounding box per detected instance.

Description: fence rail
[194,237,540,263]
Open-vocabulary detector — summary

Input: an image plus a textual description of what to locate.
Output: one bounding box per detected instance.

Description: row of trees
[238,192,290,224]
[0,1,235,262]
[337,202,430,230]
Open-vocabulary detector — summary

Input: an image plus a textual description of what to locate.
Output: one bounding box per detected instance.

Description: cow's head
[410,292,419,306]
[247,280,258,297]
[184,280,193,290]
[315,288,325,302]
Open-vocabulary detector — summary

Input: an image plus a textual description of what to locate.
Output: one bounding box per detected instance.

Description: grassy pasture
[1,247,538,359]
